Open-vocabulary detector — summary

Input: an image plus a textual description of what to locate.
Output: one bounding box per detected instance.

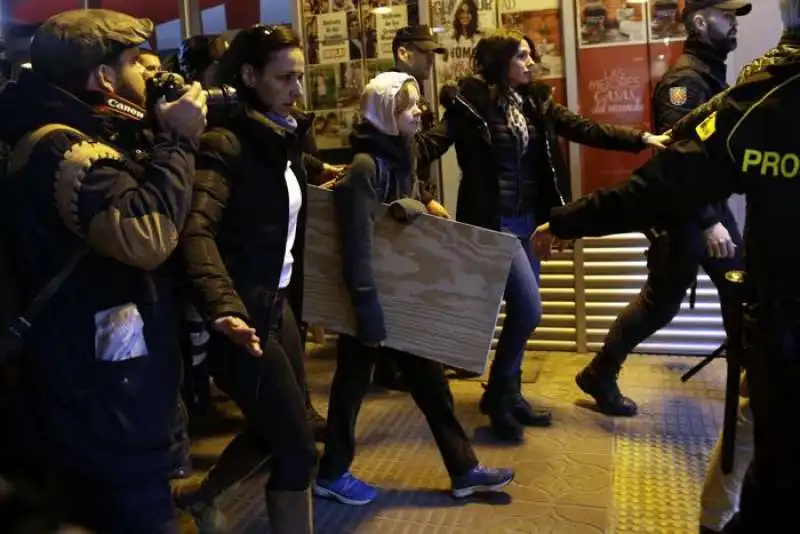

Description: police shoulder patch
[669,86,688,106]
[54,140,123,236]
[695,112,717,142]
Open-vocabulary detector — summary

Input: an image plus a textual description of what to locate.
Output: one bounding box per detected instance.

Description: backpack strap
[0,124,89,361]
[7,123,86,178]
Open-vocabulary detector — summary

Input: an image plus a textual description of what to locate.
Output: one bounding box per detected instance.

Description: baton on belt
[721,270,746,475]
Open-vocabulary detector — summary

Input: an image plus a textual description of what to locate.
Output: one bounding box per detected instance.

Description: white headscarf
[361,71,419,136]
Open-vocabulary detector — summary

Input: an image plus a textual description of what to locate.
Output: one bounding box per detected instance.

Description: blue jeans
[490,213,543,384]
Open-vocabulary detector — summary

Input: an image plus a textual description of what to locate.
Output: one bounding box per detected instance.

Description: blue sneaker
[451,464,514,498]
[313,472,378,505]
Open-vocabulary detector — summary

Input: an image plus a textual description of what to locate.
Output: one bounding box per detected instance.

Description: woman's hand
[529,222,568,261]
[213,316,262,357]
[320,163,345,189]
[642,132,671,150]
[426,200,452,219]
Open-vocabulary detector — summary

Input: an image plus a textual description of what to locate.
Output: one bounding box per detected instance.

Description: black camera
[146,71,237,108]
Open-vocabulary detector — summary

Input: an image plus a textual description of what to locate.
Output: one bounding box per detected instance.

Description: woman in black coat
[444,29,668,442]
[178,26,317,533]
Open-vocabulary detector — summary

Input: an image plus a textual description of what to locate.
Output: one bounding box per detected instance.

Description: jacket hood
[362,71,418,136]
[0,68,151,148]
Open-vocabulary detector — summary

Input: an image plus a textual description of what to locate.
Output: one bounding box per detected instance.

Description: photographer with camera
[0,9,205,533]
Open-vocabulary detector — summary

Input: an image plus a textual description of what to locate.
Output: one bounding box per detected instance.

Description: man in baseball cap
[683,0,752,18]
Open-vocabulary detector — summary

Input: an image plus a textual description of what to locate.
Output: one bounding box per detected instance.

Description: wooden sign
[303,186,520,374]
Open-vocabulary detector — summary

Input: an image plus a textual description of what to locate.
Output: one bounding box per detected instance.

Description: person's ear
[397,45,411,63]
[693,13,708,32]
[91,64,118,92]
[240,63,256,88]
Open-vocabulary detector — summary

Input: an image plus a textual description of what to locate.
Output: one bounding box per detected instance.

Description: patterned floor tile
[193,347,728,534]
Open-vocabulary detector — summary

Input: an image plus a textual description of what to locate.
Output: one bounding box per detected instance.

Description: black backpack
[0,125,87,412]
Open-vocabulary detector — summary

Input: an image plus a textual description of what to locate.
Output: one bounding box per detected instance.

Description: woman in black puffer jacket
[178,25,317,534]
[444,28,668,442]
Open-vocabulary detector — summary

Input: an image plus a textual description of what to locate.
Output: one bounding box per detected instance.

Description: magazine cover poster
[650,0,687,41]
[577,0,648,48]
[308,64,339,109]
[430,0,497,88]
[500,0,564,79]
[317,11,350,65]
[577,45,652,192]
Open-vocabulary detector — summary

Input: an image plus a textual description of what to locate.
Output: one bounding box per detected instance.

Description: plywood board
[303,186,520,374]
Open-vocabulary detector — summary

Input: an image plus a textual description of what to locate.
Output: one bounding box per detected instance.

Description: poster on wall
[376,4,409,58]
[576,44,653,193]
[649,0,687,41]
[430,0,497,90]
[300,0,421,151]
[499,0,566,105]
[318,11,350,64]
[576,0,647,47]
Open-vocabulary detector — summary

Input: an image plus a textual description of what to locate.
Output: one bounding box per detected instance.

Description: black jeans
[723,308,800,532]
[206,292,316,493]
[597,209,744,371]
[318,334,478,480]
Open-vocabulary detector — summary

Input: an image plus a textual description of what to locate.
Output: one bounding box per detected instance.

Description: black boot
[575,353,637,417]
[479,377,524,443]
[511,372,553,427]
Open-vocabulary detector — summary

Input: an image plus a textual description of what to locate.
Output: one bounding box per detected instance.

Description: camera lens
[205,85,237,107]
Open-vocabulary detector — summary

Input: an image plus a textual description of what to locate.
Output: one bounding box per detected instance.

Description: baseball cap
[392,25,446,54]
[31,9,154,84]
[683,0,752,18]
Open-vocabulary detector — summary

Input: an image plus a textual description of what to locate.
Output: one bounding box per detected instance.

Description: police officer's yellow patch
[696,112,717,141]
[669,86,688,105]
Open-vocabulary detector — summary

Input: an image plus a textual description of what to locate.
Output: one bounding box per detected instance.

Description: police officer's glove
[703,222,737,259]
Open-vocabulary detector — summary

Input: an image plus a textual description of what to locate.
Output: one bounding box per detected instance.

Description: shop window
[302,0,421,151]
[573,0,689,193]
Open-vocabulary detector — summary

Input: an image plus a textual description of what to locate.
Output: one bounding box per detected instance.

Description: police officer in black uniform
[574,0,752,417]
[531,32,800,530]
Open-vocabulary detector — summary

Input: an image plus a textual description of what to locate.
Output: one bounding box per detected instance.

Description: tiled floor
[189,347,728,534]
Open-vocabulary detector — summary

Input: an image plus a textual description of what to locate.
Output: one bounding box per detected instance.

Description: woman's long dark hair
[452,0,479,41]
[216,25,301,102]
[472,29,537,89]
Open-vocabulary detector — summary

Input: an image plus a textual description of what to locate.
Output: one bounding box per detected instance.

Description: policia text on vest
[741,149,800,178]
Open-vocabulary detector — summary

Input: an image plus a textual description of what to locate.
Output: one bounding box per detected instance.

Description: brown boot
[265,489,313,534]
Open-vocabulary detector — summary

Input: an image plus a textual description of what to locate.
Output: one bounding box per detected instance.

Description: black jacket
[549,54,800,302]
[181,104,310,329]
[0,69,195,483]
[651,40,730,231]
[333,123,424,343]
[669,30,800,140]
[445,76,646,230]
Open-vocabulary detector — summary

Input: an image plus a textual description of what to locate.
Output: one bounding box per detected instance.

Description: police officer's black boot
[575,352,638,417]
[479,376,524,442]
[511,371,553,427]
